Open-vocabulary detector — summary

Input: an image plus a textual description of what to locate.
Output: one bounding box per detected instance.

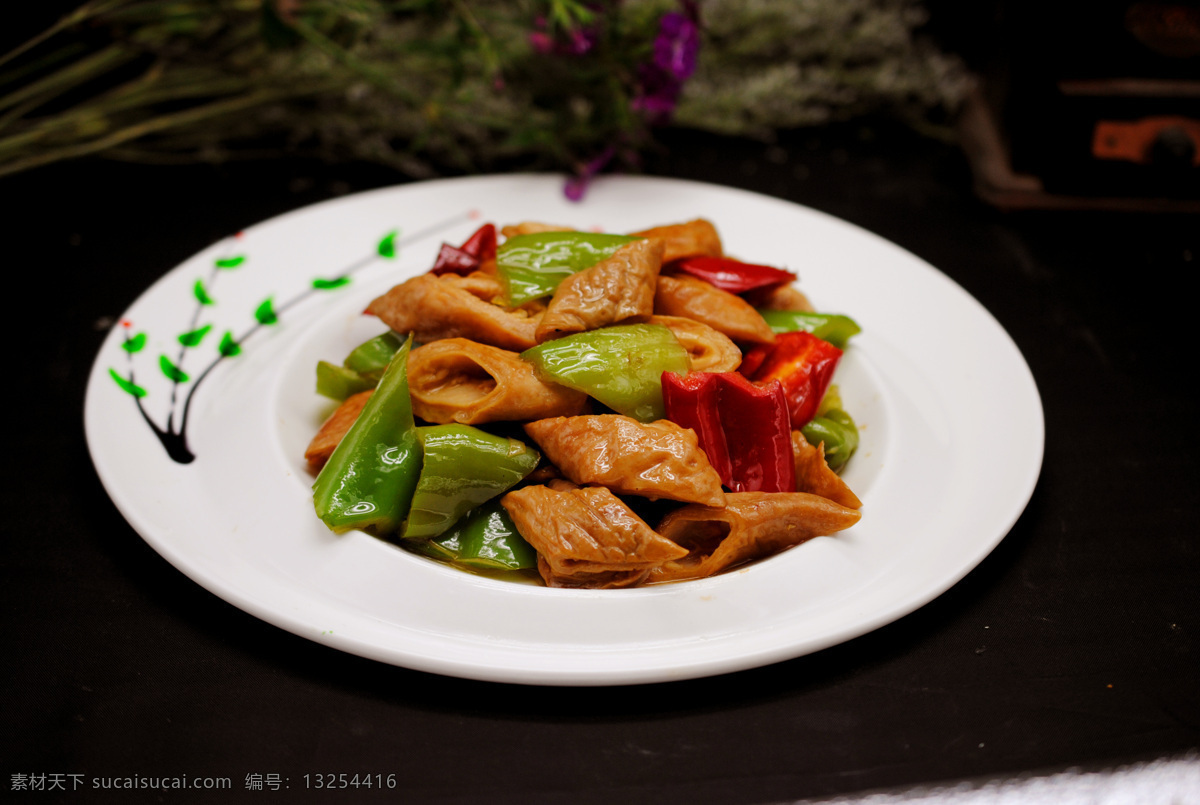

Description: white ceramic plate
[85,174,1043,686]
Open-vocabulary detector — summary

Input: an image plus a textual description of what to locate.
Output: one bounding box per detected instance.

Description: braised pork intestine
[367,272,543,351]
[523,415,727,507]
[310,216,860,588]
[654,274,776,345]
[647,492,862,584]
[628,218,723,263]
[407,338,589,425]
[535,238,664,342]
[501,480,689,589]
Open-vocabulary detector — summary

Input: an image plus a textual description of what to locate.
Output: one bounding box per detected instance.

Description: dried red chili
[430,223,498,275]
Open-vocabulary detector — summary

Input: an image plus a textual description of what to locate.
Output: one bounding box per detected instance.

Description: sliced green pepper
[316,360,376,400]
[312,335,422,533]
[801,408,859,472]
[757,310,861,349]
[816,383,844,417]
[403,424,540,540]
[315,331,404,400]
[344,331,404,375]
[424,500,538,571]
[521,323,690,422]
[496,231,639,305]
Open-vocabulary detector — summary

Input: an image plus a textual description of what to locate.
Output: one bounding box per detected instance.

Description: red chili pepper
[662,371,796,494]
[739,331,842,429]
[461,222,497,261]
[430,223,497,275]
[672,256,796,295]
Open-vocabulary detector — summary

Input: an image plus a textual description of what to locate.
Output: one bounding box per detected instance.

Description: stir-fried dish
[305,218,863,588]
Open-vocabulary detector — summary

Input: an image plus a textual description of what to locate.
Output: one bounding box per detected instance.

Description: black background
[2,3,1198,804]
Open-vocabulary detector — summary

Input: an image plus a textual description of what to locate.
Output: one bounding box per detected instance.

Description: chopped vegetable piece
[426,500,538,571]
[315,331,404,400]
[431,244,478,275]
[497,231,639,305]
[461,222,498,261]
[672,256,796,295]
[817,383,844,417]
[662,371,795,493]
[312,335,422,533]
[758,310,861,349]
[430,223,498,275]
[739,331,843,429]
[521,323,690,422]
[404,424,541,540]
[316,360,375,401]
[801,409,859,472]
[343,331,404,375]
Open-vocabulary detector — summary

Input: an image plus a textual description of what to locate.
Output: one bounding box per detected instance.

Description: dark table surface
[3,124,1197,804]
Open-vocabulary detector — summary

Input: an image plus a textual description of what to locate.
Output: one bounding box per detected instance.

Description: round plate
[84,174,1043,686]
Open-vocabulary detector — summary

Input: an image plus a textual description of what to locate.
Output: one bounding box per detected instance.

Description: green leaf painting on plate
[194,279,214,305]
[254,298,278,325]
[159,355,189,383]
[218,331,241,357]
[113,217,465,464]
[122,332,147,353]
[109,368,146,398]
[178,324,212,347]
[313,277,351,290]
[377,230,398,259]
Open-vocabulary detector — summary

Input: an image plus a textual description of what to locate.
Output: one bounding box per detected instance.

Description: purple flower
[653,12,699,82]
[633,8,701,124]
[567,27,596,55]
[528,30,554,54]
[555,3,702,200]
[564,146,616,202]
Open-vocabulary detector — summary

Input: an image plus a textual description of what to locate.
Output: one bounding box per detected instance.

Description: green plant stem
[101,0,260,24]
[0,43,136,116]
[0,49,161,133]
[287,15,421,105]
[0,86,320,177]
[0,60,300,160]
[0,42,89,91]
[451,0,501,79]
[0,0,134,71]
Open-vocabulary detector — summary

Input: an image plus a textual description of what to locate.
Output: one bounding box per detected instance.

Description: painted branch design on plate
[109,212,473,464]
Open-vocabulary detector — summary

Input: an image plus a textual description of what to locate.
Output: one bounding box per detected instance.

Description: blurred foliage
[0,0,969,181]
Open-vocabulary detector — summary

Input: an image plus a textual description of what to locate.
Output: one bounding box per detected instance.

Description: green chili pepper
[757,310,862,349]
[521,323,690,422]
[316,360,376,400]
[403,424,540,540]
[312,335,422,533]
[801,408,859,472]
[496,231,640,305]
[816,384,843,417]
[315,331,405,400]
[423,500,538,571]
[344,331,404,375]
